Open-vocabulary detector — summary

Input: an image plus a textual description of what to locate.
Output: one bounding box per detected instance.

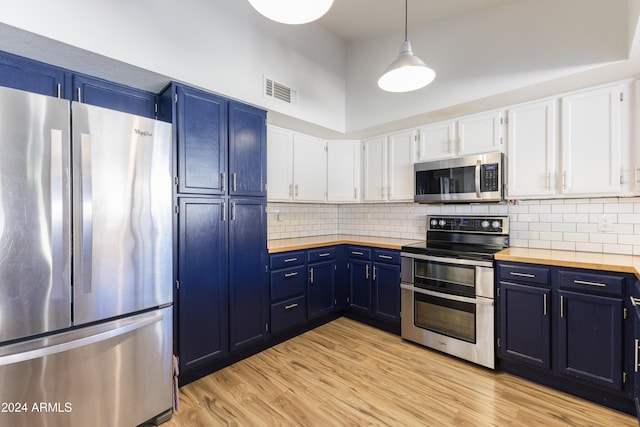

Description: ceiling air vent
[264,77,297,105]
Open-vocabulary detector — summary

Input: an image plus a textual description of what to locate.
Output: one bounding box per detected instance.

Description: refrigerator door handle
[80,133,93,294]
[0,311,161,367]
[50,129,65,299]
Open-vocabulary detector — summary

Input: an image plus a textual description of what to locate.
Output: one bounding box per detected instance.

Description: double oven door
[400,252,496,369]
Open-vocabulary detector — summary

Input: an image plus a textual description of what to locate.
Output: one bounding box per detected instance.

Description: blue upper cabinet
[72,74,157,118]
[0,51,66,97]
[228,101,267,197]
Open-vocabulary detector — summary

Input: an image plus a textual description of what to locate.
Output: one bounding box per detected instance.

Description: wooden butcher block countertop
[268,235,422,254]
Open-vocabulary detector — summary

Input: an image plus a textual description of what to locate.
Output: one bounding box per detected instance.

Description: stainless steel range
[400,215,509,369]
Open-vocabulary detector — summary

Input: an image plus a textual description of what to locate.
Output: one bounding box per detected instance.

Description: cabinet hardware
[623,372,627,383]
[232,173,237,191]
[174,205,179,214]
[562,171,568,191]
[174,93,178,103]
[284,272,298,278]
[285,303,298,310]
[221,202,226,221]
[221,172,226,192]
[630,296,640,306]
[635,339,639,373]
[378,255,393,260]
[543,293,547,316]
[496,288,500,297]
[318,253,331,257]
[620,92,624,102]
[497,338,501,348]
[560,295,564,318]
[373,266,377,281]
[310,267,314,283]
[266,323,269,332]
[77,87,82,103]
[231,202,236,221]
[57,83,61,99]
[510,272,535,278]
[354,188,358,200]
[175,280,180,290]
[365,264,370,279]
[574,279,606,287]
[635,168,640,184]
[174,176,179,186]
[624,307,628,320]
[284,257,298,263]
[352,251,364,256]
[289,184,293,198]
[295,184,299,197]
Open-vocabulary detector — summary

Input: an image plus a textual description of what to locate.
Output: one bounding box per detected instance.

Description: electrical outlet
[597,214,615,232]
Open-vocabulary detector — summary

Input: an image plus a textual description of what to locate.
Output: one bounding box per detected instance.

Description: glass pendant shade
[378,41,436,92]
[248,0,334,24]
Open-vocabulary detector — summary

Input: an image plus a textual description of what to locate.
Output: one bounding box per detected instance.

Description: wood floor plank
[164,318,637,426]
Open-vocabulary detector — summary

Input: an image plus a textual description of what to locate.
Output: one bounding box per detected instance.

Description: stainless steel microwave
[414,152,504,203]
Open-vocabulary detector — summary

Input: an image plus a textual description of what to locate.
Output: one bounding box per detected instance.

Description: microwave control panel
[480,163,499,192]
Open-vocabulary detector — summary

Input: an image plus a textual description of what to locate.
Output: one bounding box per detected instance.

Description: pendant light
[378,0,436,93]
[248,0,334,25]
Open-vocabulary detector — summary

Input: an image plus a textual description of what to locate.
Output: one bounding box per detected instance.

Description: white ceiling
[317,0,519,42]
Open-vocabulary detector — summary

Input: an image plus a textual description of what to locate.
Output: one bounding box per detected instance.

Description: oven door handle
[400,252,493,268]
[401,283,493,305]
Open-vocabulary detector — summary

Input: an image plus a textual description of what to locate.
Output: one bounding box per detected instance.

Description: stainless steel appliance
[0,86,173,426]
[400,215,509,369]
[414,152,504,203]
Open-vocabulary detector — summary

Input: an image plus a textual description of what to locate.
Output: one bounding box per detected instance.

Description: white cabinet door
[457,109,504,155]
[292,133,327,202]
[561,84,623,196]
[363,136,387,201]
[387,130,415,201]
[507,99,557,198]
[266,125,293,201]
[416,120,456,161]
[327,140,360,202]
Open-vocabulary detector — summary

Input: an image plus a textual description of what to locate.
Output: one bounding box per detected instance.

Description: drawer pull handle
[284,258,298,263]
[318,253,331,257]
[630,296,640,306]
[352,251,364,256]
[378,255,393,260]
[636,339,640,373]
[284,272,298,278]
[285,303,298,310]
[574,279,606,287]
[543,294,547,316]
[510,272,535,278]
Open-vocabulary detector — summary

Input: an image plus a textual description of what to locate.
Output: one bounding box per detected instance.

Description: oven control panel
[428,216,508,233]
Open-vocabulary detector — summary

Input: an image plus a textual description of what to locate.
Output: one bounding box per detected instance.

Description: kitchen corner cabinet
[497,261,632,404]
[362,130,414,202]
[327,140,361,203]
[266,126,327,202]
[229,198,268,351]
[177,197,229,373]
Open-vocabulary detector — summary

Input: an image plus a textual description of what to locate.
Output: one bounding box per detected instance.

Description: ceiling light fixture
[378,0,436,93]
[247,0,334,25]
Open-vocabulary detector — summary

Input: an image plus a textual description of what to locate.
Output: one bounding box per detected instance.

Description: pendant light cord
[404,0,408,42]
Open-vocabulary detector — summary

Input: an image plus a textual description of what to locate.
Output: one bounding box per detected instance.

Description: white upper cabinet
[416,120,457,161]
[267,125,294,201]
[327,140,361,203]
[363,130,414,202]
[266,125,327,203]
[457,109,505,155]
[506,98,557,198]
[560,83,624,196]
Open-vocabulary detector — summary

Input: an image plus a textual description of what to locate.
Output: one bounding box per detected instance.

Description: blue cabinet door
[228,101,267,197]
[176,85,227,195]
[0,51,65,97]
[349,260,371,313]
[72,74,157,118]
[308,260,335,319]
[557,290,623,390]
[372,262,400,323]
[177,198,228,372]
[499,282,551,369]
[229,198,268,351]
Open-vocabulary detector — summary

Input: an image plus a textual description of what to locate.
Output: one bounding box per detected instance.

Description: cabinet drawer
[558,270,624,296]
[499,263,550,286]
[270,251,305,270]
[271,265,307,301]
[373,249,400,264]
[348,246,371,260]
[308,247,336,263]
[271,295,307,335]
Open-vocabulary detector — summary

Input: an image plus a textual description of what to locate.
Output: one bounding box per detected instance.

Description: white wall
[0,0,347,132]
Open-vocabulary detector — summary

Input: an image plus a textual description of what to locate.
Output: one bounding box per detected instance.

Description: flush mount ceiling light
[248,0,334,25]
[378,0,436,93]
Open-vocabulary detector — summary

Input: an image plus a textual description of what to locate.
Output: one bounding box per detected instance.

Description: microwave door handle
[475,160,481,198]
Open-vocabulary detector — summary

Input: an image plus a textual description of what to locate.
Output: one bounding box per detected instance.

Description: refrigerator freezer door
[0,306,173,427]
[72,102,172,325]
[0,86,71,343]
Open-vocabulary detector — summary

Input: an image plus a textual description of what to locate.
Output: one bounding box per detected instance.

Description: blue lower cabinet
[271,295,307,335]
[308,259,336,319]
[349,259,372,314]
[371,259,400,323]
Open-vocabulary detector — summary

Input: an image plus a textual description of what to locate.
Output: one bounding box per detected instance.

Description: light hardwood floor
[164,317,637,426]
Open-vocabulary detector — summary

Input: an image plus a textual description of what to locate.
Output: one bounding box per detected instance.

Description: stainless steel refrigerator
[0,86,173,426]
